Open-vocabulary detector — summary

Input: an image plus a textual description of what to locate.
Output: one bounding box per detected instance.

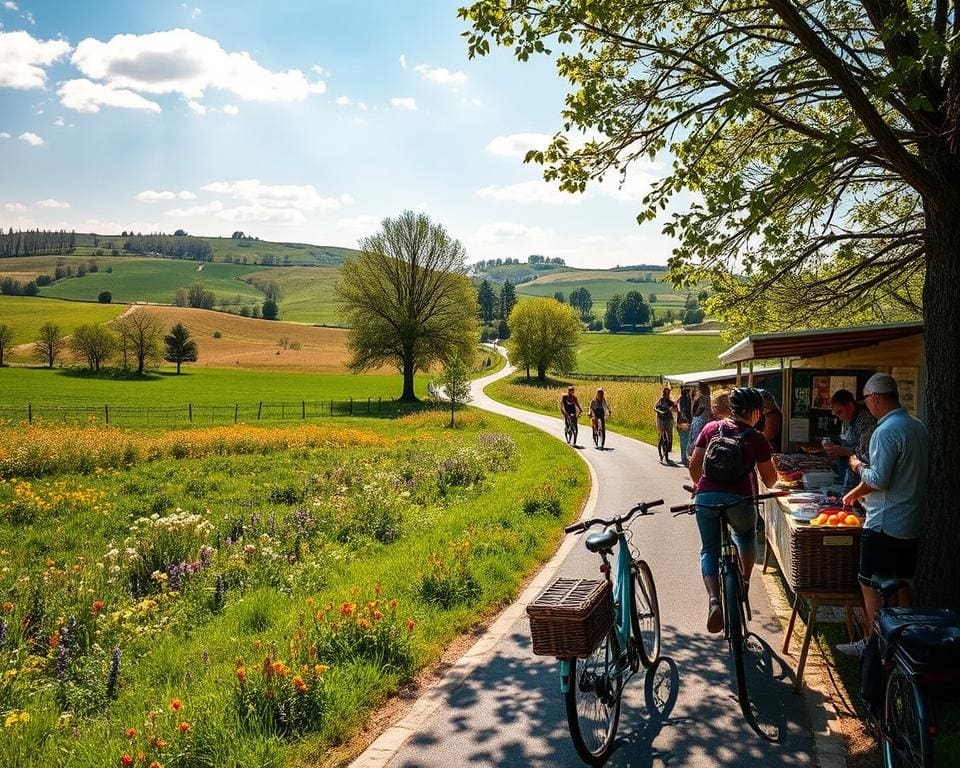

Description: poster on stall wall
[792,372,811,417]
[812,375,832,409]
[830,375,858,399]
[789,418,810,443]
[892,367,919,416]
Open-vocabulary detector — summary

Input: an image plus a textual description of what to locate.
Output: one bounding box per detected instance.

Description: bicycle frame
[559,527,634,694]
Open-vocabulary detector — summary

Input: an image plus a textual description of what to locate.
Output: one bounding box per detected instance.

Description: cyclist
[688,387,777,633]
[589,388,611,436]
[560,386,582,432]
[654,387,677,463]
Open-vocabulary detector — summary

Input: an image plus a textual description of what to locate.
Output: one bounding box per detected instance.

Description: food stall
[718,321,925,690]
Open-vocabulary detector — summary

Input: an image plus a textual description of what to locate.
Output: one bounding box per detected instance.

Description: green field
[574,332,726,375]
[0,410,588,767]
[0,295,125,342]
[241,266,342,325]
[37,259,268,305]
[515,268,690,310]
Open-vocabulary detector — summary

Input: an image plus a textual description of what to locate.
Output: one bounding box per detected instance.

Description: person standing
[837,373,929,656]
[826,389,877,489]
[654,387,677,464]
[677,387,693,465]
[759,390,783,452]
[688,382,712,451]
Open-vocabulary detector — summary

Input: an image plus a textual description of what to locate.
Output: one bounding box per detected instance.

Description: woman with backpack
[688,387,778,633]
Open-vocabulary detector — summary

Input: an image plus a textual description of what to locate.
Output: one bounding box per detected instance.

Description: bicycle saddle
[585,529,618,553]
[868,575,908,598]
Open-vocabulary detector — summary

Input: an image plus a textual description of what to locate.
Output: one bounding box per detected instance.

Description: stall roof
[718,321,924,366]
[663,366,780,386]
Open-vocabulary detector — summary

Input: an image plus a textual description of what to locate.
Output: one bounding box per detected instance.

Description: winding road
[353,351,818,768]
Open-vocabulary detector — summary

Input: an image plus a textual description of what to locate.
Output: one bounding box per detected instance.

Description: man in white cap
[837,372,929,656]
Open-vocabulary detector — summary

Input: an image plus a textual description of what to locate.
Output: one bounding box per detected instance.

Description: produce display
[772,453,836,489]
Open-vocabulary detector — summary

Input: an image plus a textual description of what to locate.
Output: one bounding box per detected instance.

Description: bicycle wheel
[565,419,573,444]
[565,628,622,766]
[723,564,750,717]
[572,420,579,445]
[883,666,931,768]
[599,420,605,449]
[593,424,599,448]
[631,560,661,668]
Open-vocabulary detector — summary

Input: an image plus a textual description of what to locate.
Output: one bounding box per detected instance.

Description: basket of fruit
[789,508,863,592]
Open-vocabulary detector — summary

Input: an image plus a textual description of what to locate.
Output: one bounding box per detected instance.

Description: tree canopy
[460,0,960,607]
[507,298,581,379]
[337,211,478,401]
[164,322,199,374]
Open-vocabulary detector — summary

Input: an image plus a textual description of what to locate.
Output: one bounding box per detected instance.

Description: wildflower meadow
[0,411,587,767]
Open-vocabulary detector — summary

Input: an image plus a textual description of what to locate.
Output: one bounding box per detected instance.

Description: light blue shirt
[860,408,929,539]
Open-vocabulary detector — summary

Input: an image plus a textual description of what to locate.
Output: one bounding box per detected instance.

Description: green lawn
[0,410,588,767]
[0,366,428,426]
[0,295,125,342]
[39,259,268,305]
[240,266,342,325]
[574,332,726,375]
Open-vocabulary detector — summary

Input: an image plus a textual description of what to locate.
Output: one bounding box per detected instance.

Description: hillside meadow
[515,267,692,311]
[240,266,342,326]
[573,332,726,376]
[0,296,126,343]
[0,410,589,767]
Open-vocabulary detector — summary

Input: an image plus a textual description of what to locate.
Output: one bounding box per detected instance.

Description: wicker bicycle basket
[790,525,862,592]
[526,577,613,657]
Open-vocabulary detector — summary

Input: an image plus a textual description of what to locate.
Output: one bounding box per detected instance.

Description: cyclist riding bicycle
[559,386,582,426]
[588,388,611,434]
[688,387,777,633]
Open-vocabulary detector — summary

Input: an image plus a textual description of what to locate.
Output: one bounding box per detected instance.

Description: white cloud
[412,62,467,88]
[178,190,196,199]
[3,2,19,9]
[472,221,552,242]
[187,99,206,114]
[180,3,201,19]
[486,132,551,159]
[0,131,10,138]
[216,205,305,225]
[399,54,407,70]
[390,96,416,111]
[336,214,380,242]
[18,130,42,145]
[3,201,26,212]
[476,179,582,205]
[201,179,345,211]
[311,64,328,77]
[0,30,71,89]
[70,29,326,107]
[136,190,176,202]
[164,200,224,217]
[338,193,354,205]
[58,78,161,112]
[53,115,64,126]
[35,198,69,208]
[335,95,349,106]
[222,103,238,115]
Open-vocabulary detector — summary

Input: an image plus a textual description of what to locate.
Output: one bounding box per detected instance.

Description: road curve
[353,349,817,768]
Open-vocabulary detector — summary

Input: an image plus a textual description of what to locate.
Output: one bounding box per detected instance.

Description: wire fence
[0,398,387,428]
[566,373,665,383]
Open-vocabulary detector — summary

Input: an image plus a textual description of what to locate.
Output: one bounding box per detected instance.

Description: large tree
[70,324,116,371]
[477,279,497,323]
[507,298,581,380]
[336,211,478,401]
[116,311,162,375]
[461,0,960,608]
[619,290,650,328]
[499,280,517,320]
[0,324,13,366]
[569,286,593,320]
[164,322,199,374]
[34,323,66,368]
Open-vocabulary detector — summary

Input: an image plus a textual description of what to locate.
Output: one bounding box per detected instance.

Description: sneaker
[707,598,723,633]
[835,638,866,657]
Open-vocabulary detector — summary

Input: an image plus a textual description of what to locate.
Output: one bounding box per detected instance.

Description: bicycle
[670,491,784,722]
[592,415,606,449]
[560,499,663,765]
[657,428,670,463]
[860,576,960,768]
[564,412,579,445]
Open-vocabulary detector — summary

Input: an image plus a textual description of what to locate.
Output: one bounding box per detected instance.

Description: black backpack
[703,421,753,485]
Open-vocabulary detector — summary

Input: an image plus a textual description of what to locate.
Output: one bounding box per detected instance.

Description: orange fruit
[827,514,841,526]
[844,514,860,526]
[812,513,827,526]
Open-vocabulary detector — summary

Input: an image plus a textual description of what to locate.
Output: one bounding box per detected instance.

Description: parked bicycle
[657,429,670,463]
[859,576,960,768]
[593,415,606,449]
[670,492,784,723]
[559,499,663,765]
[564,413,579,445]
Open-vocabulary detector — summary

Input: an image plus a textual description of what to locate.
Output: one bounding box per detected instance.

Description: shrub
[124,510,215,596]
[522,483,562,517]
[437,449,485,493]
[345,474,408,544]
[97,290,112,304]
[234,651,327,737]
[269,483,303,505]
[476,433,516,471]
[212,330,222,339]
[416,539,481,609]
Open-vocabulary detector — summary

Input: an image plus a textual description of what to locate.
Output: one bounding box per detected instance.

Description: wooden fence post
[349,397,353,415]
[234,404,239,424]
[302,400,305,419]
[329,400,333,416]
[28,403,32,424]
[189,403,193,422]
[105,404,109,426]
[367,397,371,414]
[378,397,381,413]
[257,402,262,420]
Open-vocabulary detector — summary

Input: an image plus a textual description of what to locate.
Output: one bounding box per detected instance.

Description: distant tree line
[476,279,517,340]
[123,233,213,261]
[0,228,76,257]
[173,280,279,321]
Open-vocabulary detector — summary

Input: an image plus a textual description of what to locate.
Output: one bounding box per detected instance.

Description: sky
[0,0,676,267]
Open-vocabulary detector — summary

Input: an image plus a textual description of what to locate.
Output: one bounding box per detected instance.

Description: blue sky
[0,1,674,267]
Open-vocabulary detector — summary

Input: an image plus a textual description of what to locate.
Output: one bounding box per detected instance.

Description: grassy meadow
[240,266,342,326]
[39,260,268,306]
[485,373,666,445]
[515,268,692,314]
[0,410,589,767]
[0,296,126,343]
[574,333,725,376]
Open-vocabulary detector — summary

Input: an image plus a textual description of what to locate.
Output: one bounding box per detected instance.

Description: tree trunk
[450,398,455,428]
[137,355,145,376]
[400,355,417,402]
[916,196,960,611]
[537,365,546,380]
[177,361,181,374]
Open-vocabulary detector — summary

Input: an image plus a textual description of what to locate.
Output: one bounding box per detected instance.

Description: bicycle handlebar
[564,499,664,534]
[669,491,786,516]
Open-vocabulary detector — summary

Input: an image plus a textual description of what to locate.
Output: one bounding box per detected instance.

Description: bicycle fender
[559,658,572,694]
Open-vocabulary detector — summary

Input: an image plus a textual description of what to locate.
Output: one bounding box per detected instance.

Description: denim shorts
[694,491,757,577]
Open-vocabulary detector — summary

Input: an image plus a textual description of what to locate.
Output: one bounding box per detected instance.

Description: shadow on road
[395,625,813,768]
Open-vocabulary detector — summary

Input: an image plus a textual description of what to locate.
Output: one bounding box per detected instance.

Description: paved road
[376,355,816,767]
